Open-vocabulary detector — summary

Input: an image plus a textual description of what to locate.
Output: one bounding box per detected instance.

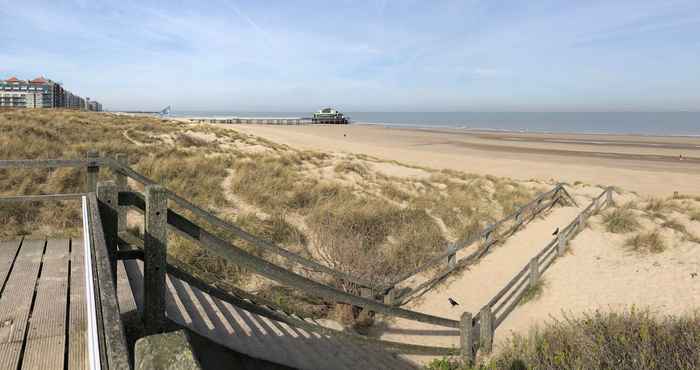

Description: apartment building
[0,75,101,110]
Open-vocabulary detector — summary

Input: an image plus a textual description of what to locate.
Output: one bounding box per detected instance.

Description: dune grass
[519,279,547,306]
[602,207,640,233]
[691,210,700,222]
[625,230,666,253]
[425,309,700,370]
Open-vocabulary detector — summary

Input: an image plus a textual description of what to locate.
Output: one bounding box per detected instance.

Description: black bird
[552,227,559,236]
[448,298,459,307]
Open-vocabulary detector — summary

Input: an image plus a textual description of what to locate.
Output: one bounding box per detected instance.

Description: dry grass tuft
[602,207,640,233]
[691,210,700,222]
[519,279,547,306]
[625,230,666,253]
[488,309,700,370]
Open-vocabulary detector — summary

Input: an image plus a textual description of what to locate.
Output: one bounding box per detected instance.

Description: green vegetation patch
[602,207,640,233]
[625,230,666,253]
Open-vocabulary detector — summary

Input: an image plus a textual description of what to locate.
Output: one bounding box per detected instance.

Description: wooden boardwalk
[121,259,415,370]
[0,238,87,370]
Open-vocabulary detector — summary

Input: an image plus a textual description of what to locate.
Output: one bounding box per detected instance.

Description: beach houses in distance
[0,76,102,111]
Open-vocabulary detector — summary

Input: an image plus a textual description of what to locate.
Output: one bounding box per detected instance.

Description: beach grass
[625,230,666,253]
[425,309,700,370]
[602,207,640,233]
[0,109,545,317]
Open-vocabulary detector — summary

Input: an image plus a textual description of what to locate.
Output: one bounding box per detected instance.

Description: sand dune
[223,124,700,196]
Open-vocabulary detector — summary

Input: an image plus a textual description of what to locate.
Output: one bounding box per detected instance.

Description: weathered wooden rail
[383,184,576,306]
[457,187,614,359]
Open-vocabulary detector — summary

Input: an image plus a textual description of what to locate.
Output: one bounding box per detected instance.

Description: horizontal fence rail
[0,193,86,202]
[118,190,461,329]
[118,229,456,356]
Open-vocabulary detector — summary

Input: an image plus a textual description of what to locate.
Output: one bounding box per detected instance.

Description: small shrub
[602,207,640,233]
[625,230,665,253]
[490,309,700,370]
[424,357,465,370]
[661,219,687,234]
[691,210,700,222]
[334,160,369,176]
[519,279,547,306]
[645,197,670,213]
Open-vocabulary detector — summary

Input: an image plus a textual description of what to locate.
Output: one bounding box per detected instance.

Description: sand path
[497,217,700,347]
[369,200,585,364]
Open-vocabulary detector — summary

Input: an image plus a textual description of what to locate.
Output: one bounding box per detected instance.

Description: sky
[1,0,699,112]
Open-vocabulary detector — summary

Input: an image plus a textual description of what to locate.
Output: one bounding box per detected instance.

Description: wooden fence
[460,187,614,357]
[384,184,577,306]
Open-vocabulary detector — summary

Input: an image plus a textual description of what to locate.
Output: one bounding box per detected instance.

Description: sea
[169,111,700,136]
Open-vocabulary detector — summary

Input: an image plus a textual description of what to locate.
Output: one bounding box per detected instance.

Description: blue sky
[1,0,699,111]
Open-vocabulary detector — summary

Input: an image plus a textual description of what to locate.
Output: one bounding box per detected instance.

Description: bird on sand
[448,298,459,307]
[692,272,698,278]
[552,227,559,236]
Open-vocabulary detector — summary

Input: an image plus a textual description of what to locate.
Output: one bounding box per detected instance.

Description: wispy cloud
[1,0,699,111]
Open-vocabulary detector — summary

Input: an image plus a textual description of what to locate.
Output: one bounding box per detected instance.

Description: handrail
[0,193,85,202]
[119,190,461,329]
[86,193,131,370]
[0,158,107,168]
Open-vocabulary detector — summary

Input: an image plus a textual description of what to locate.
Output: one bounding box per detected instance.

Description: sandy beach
[222,123,700,196]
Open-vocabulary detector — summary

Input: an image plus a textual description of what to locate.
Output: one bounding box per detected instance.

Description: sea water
[170,111,700,136]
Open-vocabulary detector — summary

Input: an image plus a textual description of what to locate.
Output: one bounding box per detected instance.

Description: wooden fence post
[606,188,613,207]
[115,153,128,233]
[359,286,376,318]
[459,311,474,364]
[383,287,396,306]
[479,306,494,354]
[447,245,456,269]
[557,231,566,256]
[144,185,167,335]
[86,150,99,193]
[97,181,119,285]
[529,257,539,286]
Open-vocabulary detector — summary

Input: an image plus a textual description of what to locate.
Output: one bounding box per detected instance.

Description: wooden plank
[0,194,85,203]
[0,239,23,295]
[22,239,70,370]
[68,238,87,370]
[0,159,104,169]
[0,239,46,369]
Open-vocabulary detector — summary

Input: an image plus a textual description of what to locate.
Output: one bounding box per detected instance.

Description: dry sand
[221,124,700,197]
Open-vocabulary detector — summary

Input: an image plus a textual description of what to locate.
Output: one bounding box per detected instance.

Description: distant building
[0,75,100,110]
[87,99,103,112]
[312,107,349,124]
